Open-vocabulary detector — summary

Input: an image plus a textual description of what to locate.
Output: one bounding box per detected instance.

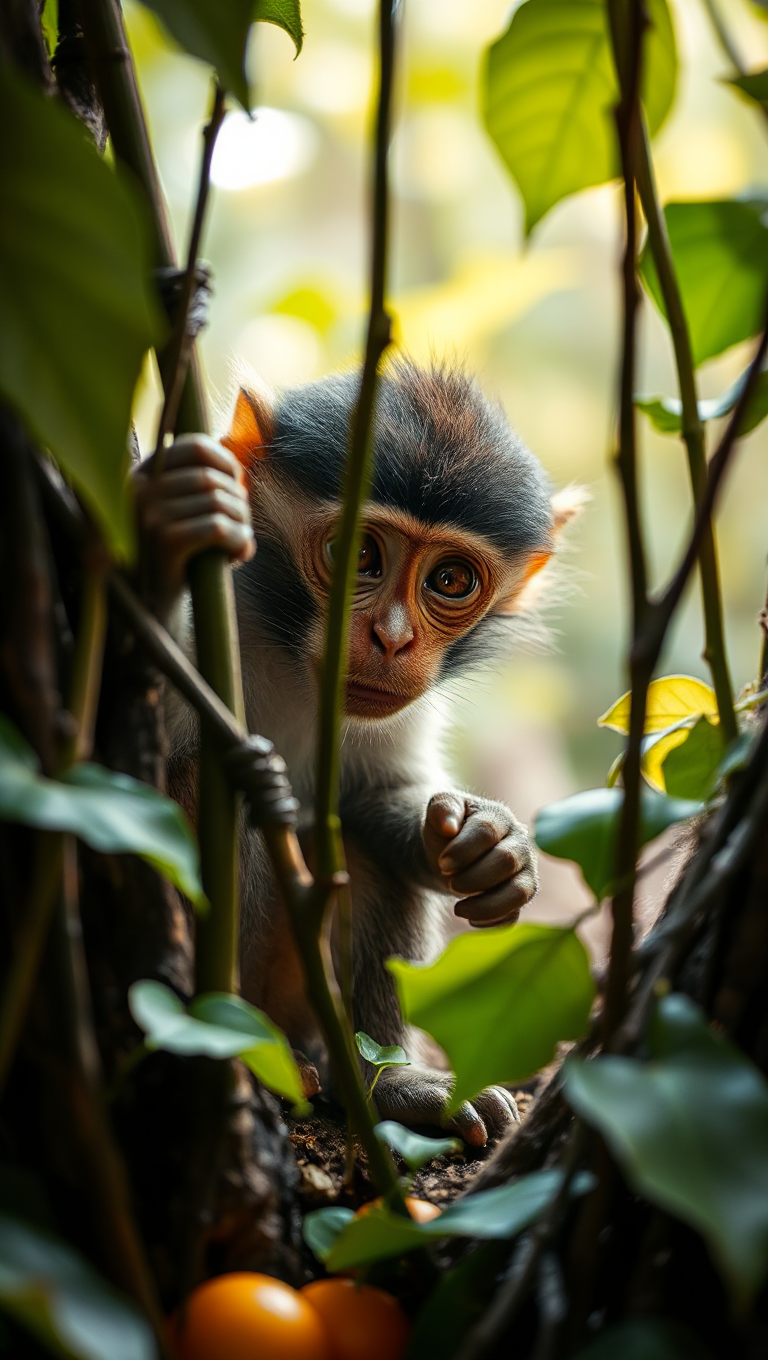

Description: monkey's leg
[343,845,518,1149]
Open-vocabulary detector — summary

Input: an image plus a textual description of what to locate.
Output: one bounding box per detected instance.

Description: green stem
[635,123,737,743]
[701,0,747,74]
[78,0,245,995]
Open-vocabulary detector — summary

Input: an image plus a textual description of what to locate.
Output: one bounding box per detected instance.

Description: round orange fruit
[301,1278,410,1360]
[169,1272,332,1360]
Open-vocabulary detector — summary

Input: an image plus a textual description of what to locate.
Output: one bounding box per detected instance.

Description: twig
[152,83,225,470]
[635,120,737,742]
[701,0,746,74]
[602,0,648,1046]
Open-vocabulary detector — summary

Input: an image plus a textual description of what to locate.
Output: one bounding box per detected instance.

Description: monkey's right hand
[133,435,255,618]
[372,1062,519,1148]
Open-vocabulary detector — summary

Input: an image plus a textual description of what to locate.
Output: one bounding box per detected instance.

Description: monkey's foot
[292,1049,321,1099]
[373,1064,519,1148]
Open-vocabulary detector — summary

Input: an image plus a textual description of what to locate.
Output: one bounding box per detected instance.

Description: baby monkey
[136,361,576,1147]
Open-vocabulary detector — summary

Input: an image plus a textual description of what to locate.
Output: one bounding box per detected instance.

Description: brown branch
[152,83,225,467]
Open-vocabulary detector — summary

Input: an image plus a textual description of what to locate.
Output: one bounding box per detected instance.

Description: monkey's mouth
[344,681,411,717]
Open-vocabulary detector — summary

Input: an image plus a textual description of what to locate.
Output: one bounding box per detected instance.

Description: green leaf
[128,981,307,1107]
[326,1169,594,1272]
[355,1032,410,1069]
[572,1319,712,1360]
[303,1207,355,1264]
[564,993,768,1307]
[405,1242,509,1360]
[137,0,303,109]
[0,1215,154,1360]
[640,200,768,366]
[0,716,205,907]
[0,68,162,560]
[728,69,768,113]
[535,787,700,900]
[598,675,717,736]
[375,1122,461,1172]
[662,715,724,800]
[482,0,677,233]
[636,370,768,437]
[388,924,595,1112]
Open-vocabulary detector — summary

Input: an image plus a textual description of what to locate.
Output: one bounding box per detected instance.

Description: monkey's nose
[371,607,415,658]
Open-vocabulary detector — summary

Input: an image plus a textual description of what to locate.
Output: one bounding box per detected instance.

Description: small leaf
[0,69,162,559]
[661,715,724,800]
[598,675,717,736]
[482,0,677,234]
[535,787,700,900]
[375,1122,461,1172]
[129,981,307,1107]
[355,1032,410,1069]
[640,722,694,793]
[303,1207,355,1264]
[137,0,303,109]
[728,69,768,113]
[326,1169,594,1272]
[640,200,768,366]
[565,994,768,1307]
[0,716,205,907]
[388,924,595,1112]
[636,370,768,437]
[0,1215,154,1360]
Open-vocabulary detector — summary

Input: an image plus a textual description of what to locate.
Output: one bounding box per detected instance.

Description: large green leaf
[404,1242,509,1360]
[137,0,303,109]
[324,1169,593,1272]
[482,0,677,233]
[565,994,768,1307]
[640,200,768,366]
[0,68,162,560]
[0,1215,154,1360]
[635,369,768,437]
[128,980,307,1107]
[388,924,595,1112]
[661,716,724,801]
[0,717,205,907]
[535,787,699,900]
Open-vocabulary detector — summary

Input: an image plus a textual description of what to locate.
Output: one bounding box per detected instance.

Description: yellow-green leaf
[598,675,717,736]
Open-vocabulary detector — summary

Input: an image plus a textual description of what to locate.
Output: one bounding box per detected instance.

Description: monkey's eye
[325,533,383,577]
[356,534,383,577]
[425,560,478,600]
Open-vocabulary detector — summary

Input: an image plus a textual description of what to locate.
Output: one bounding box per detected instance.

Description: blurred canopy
[127,0,768,799]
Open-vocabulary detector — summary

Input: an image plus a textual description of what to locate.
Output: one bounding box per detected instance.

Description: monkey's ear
[221,386,274,468]
[493,483,590,616]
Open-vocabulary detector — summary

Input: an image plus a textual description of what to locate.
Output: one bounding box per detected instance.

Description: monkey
[134,360,579,1147]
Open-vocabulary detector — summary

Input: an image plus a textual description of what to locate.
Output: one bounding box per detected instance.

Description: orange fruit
[301,1278,410,1360]
[357,1196,441,1224]
[169,1272,332,1360]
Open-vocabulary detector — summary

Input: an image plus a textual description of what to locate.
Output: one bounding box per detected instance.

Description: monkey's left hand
[423,793,538,927]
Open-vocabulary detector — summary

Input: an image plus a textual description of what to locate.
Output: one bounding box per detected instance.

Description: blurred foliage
[126,0,768,795]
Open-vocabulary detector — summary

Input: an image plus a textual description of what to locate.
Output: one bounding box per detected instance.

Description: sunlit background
[128,0,768,952]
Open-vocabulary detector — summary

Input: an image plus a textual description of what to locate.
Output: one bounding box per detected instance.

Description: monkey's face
[299,505,537,718]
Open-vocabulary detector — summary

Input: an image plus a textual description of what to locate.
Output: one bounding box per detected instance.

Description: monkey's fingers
[145,488,252,531]
[159,514,255,566]
[437,803,515,874]
[454,869,538,927]
[139,466,251,506]
[447,1087,518,1146]
[157,434,245,483]
[446,833,525,896]
[425,792,466,843]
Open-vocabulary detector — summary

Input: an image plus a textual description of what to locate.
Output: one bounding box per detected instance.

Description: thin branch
[152,83,225,468]
[701,0,746,74]
[635,120,737,741]
[602,0,648,1046]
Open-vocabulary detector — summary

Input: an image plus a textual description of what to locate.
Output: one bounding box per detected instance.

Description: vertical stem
[604,0,649,1045]
[635,126,737,742]
[78,0,245,995]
